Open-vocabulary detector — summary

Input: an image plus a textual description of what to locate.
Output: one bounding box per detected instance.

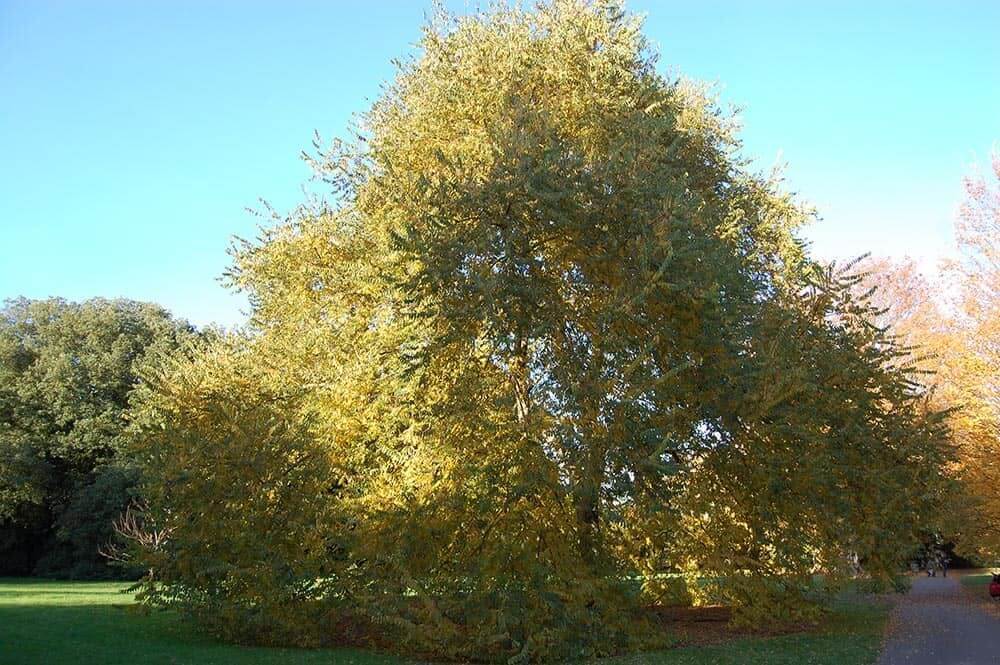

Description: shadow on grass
[598,599,887,665]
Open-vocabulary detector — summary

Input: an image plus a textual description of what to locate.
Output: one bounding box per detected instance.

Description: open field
[0,578,887,665]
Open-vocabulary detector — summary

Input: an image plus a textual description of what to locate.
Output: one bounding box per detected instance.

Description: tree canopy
[132,2,952,661]
[0,297,194,578]
[854,155,1000,563]
[949,155,1000,558]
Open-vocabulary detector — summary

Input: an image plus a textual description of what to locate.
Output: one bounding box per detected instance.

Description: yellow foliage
[131,2,953,661]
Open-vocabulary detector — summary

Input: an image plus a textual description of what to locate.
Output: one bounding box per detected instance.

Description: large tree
[853,154,1000,562]
[946,155,1000,558]
[134,2,951,660]
[0,297,194,577]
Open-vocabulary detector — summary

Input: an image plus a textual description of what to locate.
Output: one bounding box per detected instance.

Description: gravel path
[879,574,1000,665]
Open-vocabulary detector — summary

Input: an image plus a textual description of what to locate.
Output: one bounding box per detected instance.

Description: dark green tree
[0,297,194,578]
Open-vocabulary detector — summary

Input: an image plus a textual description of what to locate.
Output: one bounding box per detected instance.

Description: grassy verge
[958,571,998,587]
[0,578,887,665]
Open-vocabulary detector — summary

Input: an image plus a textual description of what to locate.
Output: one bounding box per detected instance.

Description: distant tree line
[0,297,196,578]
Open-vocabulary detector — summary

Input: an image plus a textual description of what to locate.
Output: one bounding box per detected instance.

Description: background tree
[851,257,962,557]
[947,154,1000,559]
[0,297,194,578]
[851,154,1000,562]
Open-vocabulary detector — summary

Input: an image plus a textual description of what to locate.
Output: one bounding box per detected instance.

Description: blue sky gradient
[2,1,997,326]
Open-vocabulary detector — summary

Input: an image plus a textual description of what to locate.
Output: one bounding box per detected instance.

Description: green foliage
[133,1,951,661]
[0,297,194,578]
[35,465,142,579]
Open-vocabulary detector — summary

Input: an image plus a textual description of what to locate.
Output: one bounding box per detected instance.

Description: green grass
[959,572,996,587]
[602,598,887,665]
[0,578,886,665]
[0,578,398,665]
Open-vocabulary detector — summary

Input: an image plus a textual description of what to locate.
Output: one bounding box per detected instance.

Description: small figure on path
[990,573,1000,600]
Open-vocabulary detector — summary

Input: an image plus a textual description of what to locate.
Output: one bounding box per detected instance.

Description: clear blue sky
[2,1,997,327]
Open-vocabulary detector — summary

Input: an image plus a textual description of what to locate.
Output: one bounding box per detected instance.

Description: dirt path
[879,574,1000,664]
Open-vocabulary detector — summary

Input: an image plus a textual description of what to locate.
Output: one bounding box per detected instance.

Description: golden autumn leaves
[128,2,959,661]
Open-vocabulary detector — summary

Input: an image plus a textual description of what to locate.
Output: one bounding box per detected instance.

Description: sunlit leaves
[134,1,951,660]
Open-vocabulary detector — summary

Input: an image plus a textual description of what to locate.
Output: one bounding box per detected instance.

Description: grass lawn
[0,578,887,665]
[604,597,888,665]
[0,579,396,665]
[958,571,997,587]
